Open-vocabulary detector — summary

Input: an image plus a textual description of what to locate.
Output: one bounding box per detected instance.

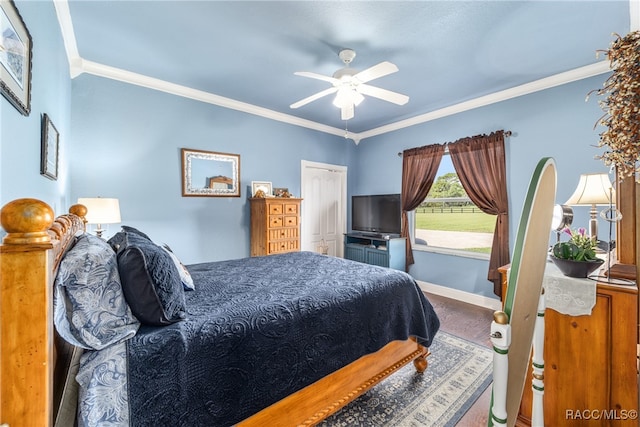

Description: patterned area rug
[319,331,493,427]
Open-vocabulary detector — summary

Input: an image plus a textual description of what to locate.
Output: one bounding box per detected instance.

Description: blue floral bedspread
[84,252,440,426]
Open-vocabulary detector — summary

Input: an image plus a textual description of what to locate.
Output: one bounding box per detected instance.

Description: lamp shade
[565,173,615,206]
[77,197,121,224]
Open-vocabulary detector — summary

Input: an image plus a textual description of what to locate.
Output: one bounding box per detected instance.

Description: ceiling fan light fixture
[332,88,364,108]
[332,88,350,108]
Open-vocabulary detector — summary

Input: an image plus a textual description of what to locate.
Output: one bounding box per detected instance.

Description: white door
[301,160,347,257]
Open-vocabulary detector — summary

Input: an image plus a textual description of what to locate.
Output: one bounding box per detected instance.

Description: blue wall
[0,0,71,213]
[69,75,354,263]
[353,75,612,299]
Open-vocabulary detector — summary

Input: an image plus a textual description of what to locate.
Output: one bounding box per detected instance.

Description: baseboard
[417,280,502,311]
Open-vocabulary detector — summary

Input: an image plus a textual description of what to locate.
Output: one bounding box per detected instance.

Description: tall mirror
[181,148,241,197]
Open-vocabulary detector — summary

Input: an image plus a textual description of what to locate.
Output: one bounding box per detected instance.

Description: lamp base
[588,205,598,243]
[94,224,105,239]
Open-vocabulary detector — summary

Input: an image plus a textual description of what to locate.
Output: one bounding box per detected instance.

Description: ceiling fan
[290,49,409,121]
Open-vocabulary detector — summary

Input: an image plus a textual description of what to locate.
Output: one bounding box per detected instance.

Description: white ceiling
[55,1,633,142]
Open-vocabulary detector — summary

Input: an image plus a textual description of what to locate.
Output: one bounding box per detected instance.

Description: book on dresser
[250,197,302,257]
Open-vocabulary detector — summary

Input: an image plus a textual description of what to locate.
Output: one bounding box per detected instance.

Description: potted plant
[550,228,604,278]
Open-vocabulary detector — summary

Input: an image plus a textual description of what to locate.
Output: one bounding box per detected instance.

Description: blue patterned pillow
[113,232,186,326]
[54,233,140,350]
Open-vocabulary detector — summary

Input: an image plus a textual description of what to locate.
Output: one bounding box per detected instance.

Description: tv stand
[344,233,406,271]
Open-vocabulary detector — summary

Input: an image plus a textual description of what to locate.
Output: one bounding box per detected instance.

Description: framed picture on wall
[40,114,59,180]
[0,0,33,116]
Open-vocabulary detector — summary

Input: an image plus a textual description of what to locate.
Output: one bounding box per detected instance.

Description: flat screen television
[351,193,402,236]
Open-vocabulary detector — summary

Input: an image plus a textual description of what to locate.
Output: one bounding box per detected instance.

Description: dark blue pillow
[111,232,186,326]
[121,225,152,241]
[108,226,151,252]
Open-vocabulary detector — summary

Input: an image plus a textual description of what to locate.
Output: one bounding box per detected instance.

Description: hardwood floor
[424,292,495,426]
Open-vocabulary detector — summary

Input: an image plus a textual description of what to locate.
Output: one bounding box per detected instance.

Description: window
[413,155,496,255]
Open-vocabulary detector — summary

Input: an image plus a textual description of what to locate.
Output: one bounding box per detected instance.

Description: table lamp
[77,197,121,238]
[564,173,614,243]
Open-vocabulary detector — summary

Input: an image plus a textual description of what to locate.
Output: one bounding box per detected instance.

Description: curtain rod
[397,130,512,157]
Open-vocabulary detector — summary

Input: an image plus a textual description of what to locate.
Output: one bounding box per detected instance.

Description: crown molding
[356,61,611,142]
[53,0,82,78]
[81,60,349,138]
[54,0,613,144]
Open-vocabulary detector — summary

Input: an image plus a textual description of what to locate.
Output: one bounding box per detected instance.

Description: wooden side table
[499,262,638,426]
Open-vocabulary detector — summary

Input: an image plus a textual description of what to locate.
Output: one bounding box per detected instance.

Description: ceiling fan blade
[341,104,354,120]
[353,61,399,84]
[357,84,409,105]
[294,71,339,85]
[290,87,338,109]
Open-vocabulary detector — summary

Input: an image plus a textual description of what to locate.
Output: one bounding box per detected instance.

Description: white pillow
[161,244,195,291]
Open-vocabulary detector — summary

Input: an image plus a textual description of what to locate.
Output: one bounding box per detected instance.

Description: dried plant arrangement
[591,31,640,182]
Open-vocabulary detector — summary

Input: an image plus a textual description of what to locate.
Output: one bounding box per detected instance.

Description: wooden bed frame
[0,198,430,426]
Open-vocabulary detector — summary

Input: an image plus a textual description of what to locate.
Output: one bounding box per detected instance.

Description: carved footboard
[239,338,430,427]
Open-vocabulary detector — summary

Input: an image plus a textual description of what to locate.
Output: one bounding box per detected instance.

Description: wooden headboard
[0,198,86,426]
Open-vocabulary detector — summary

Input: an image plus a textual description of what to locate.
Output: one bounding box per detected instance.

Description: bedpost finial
[1,198,54,244]
[69,203,88,223]
[493,310,509,325]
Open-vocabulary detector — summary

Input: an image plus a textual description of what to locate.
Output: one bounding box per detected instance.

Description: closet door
[301,161,347,257]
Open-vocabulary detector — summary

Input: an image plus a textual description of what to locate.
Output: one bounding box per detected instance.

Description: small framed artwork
[274,187,290,197]
[0,0,33,116]
[40,114,59,180]
[251,181,272,197]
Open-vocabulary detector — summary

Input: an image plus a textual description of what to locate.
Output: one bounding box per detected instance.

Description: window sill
[412,243,490,261]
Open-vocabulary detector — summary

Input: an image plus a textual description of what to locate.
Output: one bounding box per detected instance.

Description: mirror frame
[181,148,241,197]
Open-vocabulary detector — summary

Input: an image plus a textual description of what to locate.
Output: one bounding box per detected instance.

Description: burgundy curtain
[447,131,509,297]
[401,144,446,269]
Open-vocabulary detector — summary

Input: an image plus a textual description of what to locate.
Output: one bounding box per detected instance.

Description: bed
[0,198,440,426]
